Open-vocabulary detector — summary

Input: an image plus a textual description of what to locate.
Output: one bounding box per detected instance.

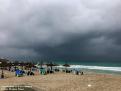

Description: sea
[56,61,121,75]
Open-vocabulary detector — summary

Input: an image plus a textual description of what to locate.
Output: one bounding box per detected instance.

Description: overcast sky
[0,0,121,62]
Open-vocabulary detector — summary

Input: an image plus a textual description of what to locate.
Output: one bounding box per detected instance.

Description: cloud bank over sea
[0,0,121,61]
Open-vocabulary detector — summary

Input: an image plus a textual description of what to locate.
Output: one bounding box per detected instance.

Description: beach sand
[0,71,121,91]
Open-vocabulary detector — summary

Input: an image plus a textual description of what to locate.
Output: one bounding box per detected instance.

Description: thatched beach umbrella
[46,62,59,73]
[63,64,70,67]
[0,58,9,67]
[46,62,56,71]
[0,58,10,78]
[63,63,70,73]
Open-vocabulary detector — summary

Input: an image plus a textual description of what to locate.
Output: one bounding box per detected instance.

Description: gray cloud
[0,0,121,61]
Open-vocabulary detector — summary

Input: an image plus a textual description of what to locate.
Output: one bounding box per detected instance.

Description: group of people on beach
[0,64,84,79]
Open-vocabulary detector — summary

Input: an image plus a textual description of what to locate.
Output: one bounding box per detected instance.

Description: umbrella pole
[1,68,4,78]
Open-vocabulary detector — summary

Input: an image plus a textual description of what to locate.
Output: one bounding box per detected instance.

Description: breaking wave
[69,65,121,72]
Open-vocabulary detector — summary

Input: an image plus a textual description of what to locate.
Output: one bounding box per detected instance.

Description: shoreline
[56,64,121,75]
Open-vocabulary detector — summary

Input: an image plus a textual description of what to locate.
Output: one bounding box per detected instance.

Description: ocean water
[56,61,121,75]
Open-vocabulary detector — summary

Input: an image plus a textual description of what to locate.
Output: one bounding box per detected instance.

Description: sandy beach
[0,71,121,91]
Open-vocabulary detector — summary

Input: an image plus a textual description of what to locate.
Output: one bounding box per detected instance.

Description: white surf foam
[69,65,121,72]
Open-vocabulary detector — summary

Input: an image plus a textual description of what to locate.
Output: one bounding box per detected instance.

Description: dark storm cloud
[33,31,121,61]
[0,0,121,61]
[33,32,102,60]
